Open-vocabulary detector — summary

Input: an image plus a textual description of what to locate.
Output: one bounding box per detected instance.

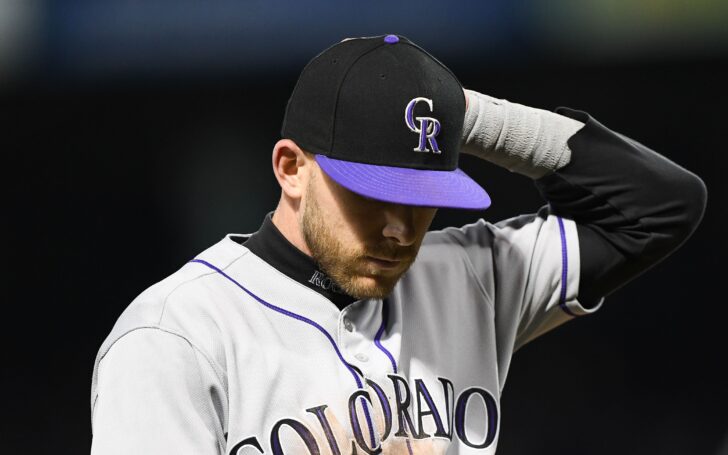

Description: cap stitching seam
[330,41,388,153]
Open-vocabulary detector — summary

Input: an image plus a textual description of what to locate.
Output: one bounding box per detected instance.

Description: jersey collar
[234,211,359,310]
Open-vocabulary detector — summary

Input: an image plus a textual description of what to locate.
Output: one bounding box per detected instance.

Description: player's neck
[271,204,313,258]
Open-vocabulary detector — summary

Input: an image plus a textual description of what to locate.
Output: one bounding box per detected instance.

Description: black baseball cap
[281,34,491,210]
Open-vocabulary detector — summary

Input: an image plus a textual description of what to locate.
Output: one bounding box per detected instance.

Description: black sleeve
[532,107,708,308]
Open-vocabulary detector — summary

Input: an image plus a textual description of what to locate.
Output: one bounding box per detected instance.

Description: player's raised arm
[459,88,707,335]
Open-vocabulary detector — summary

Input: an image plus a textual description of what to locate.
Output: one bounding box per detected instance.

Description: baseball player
[90,35,707,454]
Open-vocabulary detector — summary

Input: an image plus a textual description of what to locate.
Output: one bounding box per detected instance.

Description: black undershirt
[237,211,359,310]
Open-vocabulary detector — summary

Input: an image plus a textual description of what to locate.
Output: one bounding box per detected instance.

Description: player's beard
[301,174,420,300]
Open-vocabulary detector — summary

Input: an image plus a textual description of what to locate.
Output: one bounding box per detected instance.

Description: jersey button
[355,353,369,362]
[343,318,355,332]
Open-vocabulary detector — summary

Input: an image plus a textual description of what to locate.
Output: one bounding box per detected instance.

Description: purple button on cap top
[384,35,399,44]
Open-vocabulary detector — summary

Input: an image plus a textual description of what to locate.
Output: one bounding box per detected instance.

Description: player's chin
[350,275,401,300]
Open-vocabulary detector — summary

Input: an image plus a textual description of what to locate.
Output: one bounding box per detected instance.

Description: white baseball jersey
[90,202,604,455]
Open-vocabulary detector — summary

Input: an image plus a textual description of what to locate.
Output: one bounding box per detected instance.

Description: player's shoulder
[415,207,555,270]
[423,206,553,248]
[422,217,497,250]
[95,235,251,361]
[118,236,246,323]
[405,218,498,278]
[397,219,499,309]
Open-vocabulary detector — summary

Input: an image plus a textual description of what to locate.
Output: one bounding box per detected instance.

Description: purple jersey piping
[556,217,577,317]
[190,258,380,446]
[190,259,365,387]
[374,299,398,374]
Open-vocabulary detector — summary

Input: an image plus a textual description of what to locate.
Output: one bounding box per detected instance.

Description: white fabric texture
[461,89,585,179]
[91,328,227,455]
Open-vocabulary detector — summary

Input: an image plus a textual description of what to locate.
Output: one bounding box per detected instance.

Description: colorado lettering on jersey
[228,375,498,454]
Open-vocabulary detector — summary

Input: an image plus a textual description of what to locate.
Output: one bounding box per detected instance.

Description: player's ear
[272,139,314,200]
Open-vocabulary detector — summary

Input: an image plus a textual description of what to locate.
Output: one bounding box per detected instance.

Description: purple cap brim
[315,154,491,210]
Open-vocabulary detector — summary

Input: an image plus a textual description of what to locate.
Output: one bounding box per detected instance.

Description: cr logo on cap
[405,97,442,154]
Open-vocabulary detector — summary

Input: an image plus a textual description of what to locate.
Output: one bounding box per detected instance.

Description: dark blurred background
[3,1,727,454]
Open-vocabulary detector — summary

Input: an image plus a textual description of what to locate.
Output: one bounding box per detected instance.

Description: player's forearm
[461,88,584,179]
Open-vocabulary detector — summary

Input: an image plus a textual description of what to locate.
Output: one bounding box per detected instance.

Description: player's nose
[381,203,417,246]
